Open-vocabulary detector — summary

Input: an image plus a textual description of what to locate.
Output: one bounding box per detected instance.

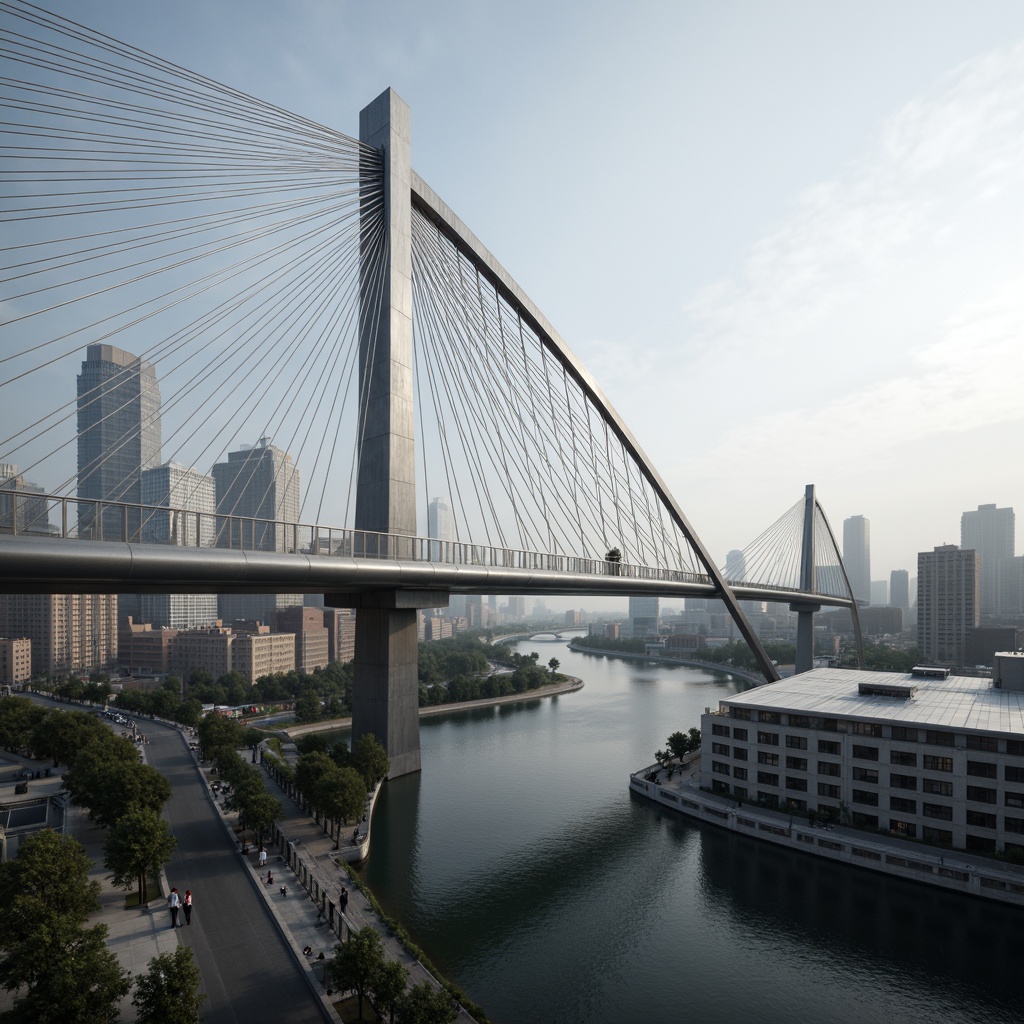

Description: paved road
[146,723,330,1024]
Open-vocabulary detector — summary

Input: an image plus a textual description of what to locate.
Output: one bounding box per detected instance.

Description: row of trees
[331,927,458,1024]
[197,714,283,850]
[267,732,390,848]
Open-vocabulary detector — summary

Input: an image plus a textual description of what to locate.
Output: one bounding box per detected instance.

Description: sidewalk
[202,744,479,1022]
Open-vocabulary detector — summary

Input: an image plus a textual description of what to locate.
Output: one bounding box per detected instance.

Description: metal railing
[0,491,715,587]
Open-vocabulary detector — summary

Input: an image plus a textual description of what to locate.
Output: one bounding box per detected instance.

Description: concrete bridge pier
[791,600,821,675]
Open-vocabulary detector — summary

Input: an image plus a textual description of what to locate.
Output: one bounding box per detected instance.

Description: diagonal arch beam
[411,173,780,683]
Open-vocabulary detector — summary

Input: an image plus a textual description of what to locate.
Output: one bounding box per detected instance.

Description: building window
[890,796,917,814]
[787,798,808,812]
[757,771,779,786]
[852,812,878,828]
[732,728,748,741]
[788,715,810,729]
[818,783,841,799]
[966,786,996,805]
[891,726,918,742]
[926,730,955,747]
[712,779,730,795]
[967,761,997,779]
[922,803,953,821]
[890,819,916,838]
[712,742,730,756]
[966,810,997,829]
[1005,765,1024,783]
[852,745,879,761]
[712,724,730,737]
[852,722,882,737]
[733,747,748,761]
[891,774,917,791]
[923,755,953,773]
[712,761,730,775]
[786,735,808,750]
[757,792,779,807]
[852,767,879,784]
[759,710,780,724]
[923,779,953,796]
[965,834,996,853]
[1007,740,1024,756]
[758,752,779,766]
[786,777,808,792]
[1004,816,1024,834]
[732,708,751,721]
[853,790,879,807]
[822,718,840,732]
[966,735,998,752]
[1006,792,1024,809]
[891,750,917,767]
[818,740,841,755]
[734,786,748,800]
[818,761,841,777]
[733,767,748,781]
[786,756,807,771]
[757,731,779,746]
[922,826,952,844]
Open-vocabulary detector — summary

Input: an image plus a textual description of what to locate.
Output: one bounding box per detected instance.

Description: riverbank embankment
[275,676,584,739]
[567,639,768,685]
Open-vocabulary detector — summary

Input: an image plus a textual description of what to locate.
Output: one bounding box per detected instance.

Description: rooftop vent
[858,680,918,699]
[911,666,950,680]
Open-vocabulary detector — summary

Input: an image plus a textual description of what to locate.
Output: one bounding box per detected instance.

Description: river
[326,639,1024,1024]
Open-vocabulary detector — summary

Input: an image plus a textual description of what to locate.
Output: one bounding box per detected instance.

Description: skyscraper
[870,580,888,606]
[139,462,218,629]
[890,569,910,611]
[0,463,52,535]
[917,545,979,666]
[842,516,871,607]
[629,596,659,638]
[77,344,161,540]
[961,504,1015,620]
[0,593,117,675]
[213,438,301,624]
[427,497,454,560]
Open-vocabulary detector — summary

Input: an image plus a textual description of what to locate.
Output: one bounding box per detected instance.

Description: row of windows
[719,714,1024,756]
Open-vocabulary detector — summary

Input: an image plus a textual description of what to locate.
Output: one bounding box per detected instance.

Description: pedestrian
[183,889,193,925]
[258,847,267,868]
[168,887,180,928]
[340,885,349,917]
[265,870,273,885]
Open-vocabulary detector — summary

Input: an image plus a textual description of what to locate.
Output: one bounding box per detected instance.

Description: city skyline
[1,1,1022,592]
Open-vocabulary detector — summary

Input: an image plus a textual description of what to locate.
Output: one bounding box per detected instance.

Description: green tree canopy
[132,946,206,1024]
[353,732,390,790]
[396,981,459,1024]
[330,927,386,1020]
[104,807,177,903]
[371,958,409,1024]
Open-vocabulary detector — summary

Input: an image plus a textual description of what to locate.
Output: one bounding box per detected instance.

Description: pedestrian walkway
[201,745,479,1022]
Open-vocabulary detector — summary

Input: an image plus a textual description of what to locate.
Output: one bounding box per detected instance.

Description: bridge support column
[791,484,819,675]
[790,601,821,675]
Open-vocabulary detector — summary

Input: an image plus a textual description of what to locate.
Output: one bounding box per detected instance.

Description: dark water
[338,642,1024,1024]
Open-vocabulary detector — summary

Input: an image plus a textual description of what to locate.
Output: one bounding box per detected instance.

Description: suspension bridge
[0,2,862,776]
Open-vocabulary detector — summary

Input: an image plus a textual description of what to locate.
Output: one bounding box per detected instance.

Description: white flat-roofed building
[702,665,1024,856]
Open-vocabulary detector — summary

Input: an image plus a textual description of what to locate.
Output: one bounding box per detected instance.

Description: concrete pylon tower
[342,88,443,778]
[790,484,820,674]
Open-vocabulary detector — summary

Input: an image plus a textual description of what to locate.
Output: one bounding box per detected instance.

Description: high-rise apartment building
[77,344,161,540]
[139,462,218,629]
[961,504,1015,620]
[629,596,659,638]
[999,557,1024,619]
[917,545,979,666]
[890,570,910,611]
[0,464,52,535]
[725,549,746,581]
[275,606,329,673]
[507,596,526,620]
[427,496,454,560]
[213,438,301,623]
[870,580,888,607]
[0,594,117,675]
[842,516,871,607]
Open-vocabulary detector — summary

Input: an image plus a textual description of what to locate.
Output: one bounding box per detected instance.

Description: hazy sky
[9,0,1024,587]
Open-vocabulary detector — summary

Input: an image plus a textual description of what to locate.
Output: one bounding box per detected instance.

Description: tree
[371,958,409,1024]
[238,789,282,849]
[548,657,560,675]
[396,981,459,1024]
[353,732,390,789]
[331,927,386,1020]
[0,829,130,1023]
[132,946,206,1024]
[294,690,321,724]
[666,731,690,760]
[64,745,172,828]
[0,695,46,752]
[104,807,177,903]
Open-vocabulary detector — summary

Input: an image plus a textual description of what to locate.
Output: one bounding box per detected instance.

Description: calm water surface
[340,641,1023,1024]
